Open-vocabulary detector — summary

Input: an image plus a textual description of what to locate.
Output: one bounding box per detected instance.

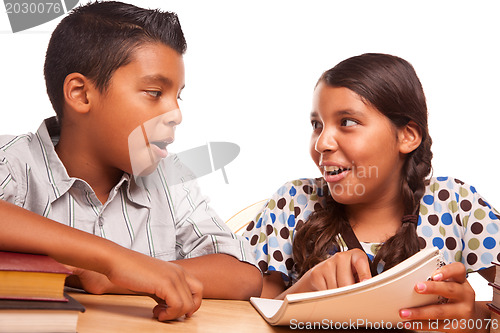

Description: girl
[243,53,499,331]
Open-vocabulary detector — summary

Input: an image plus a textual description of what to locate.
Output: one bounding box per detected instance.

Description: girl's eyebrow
[310,111,319,118]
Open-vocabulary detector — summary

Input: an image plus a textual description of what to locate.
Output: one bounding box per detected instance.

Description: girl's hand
[285,249,372,295]
[399,262,480,332]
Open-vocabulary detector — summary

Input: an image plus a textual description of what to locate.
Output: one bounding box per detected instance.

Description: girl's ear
[63,73,92,115]
[398,121,422,154]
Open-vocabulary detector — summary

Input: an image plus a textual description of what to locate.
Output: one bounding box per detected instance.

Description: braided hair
[293,53,433,276]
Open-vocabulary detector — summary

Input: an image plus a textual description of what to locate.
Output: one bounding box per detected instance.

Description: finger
[400,302,473,321]
[350,250,372,283]
[431,262,467,283]
[185,275,203,317]
[414,279,475,302]
[335,253,357,288]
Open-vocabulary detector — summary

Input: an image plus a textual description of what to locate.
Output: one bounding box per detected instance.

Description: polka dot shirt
[242,177,500,286]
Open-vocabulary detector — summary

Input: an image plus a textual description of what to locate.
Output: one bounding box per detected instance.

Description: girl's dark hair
[44,1,187,120]
[293,53,433,276]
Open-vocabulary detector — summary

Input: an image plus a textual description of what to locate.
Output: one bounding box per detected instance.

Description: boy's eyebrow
[140,74,175,86]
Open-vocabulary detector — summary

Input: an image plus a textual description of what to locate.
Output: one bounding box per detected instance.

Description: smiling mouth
[150,140,169,150]
[324,165,351,176]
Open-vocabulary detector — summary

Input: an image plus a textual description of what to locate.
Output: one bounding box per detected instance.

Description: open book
[251,247,442,326]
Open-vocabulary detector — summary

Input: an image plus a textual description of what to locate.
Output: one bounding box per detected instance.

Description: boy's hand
[107,256,203,321]
[399,262,479,332]
[283,248,372,296]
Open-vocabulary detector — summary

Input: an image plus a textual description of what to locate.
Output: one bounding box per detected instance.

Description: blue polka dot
[282,273,290,282]
[287,214,296,227]
[461,239,465,251]
[262,244,268,255]
[270,213,276,223]
[442,213,453,225]
[432,237,444,249]
[470,186,477,194]
[256,218,262,229]
[297,194,307,205]
[289,186,297,197]
[455,193,459,202]
[490,212,499,220]
[254,249,261,260]
[269,237,279,248]
[303,210,313,220]
[277,186,287,196]
[483,237,496,250]
[487,223,499,234]
[453,225,460,238]
[278,212,286,224]
[423,195,434,205]
[422,226,433,237]
[481,252,493,265]
[262,214,269,224]
[437,177,448,181]
[417,215,422,226]
[433,202,442,213]
[268,265,276,271]
[484,201,492,209]
[283,243,293,255]
[367,253,374,261]
[446,180,454,189]
[442,251,449,262]
[278,265,287,273]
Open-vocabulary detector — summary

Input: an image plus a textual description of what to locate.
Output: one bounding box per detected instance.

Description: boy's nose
[161,108,182,127]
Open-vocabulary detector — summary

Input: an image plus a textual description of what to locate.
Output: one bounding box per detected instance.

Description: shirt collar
[36,117,151,208]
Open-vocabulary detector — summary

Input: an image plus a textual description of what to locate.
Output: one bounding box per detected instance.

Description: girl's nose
[315,129,338,154]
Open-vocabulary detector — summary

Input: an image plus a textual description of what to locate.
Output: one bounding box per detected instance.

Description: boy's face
[88,43,184,177]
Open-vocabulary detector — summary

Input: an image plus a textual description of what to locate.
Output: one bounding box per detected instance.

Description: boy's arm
[0,199,202,320]
[172,253,262,300]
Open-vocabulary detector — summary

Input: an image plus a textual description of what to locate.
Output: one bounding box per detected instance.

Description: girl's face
[309,82,408,207]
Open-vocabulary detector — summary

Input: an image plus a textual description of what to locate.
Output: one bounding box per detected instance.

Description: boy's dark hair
[44,1,187,120]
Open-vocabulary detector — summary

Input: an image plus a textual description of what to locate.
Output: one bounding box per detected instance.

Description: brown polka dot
[294,206,301,217]
[438,189,450,201]
[246,221,254,231]
[445,237,457,250]
[497,253,500,263]
[250,235,259,246]
[277,198,287,209]
[258,260,268,272]
[285,258,294,270]
[428,214,439,226]
[280,227,290,239]
[418,236,427,249]
[273,251,284,262]
[471,222,483,235]
[478,198,489,207]
[314,203,322,211]
[454,178,464,185]
[303,185,313,194]
[466,253,477,265]
[460,200,472,212]
[266,224,274,236]
[455,214,462,226]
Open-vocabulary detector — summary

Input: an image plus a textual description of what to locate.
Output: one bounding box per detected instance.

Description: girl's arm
[0,199,202,321]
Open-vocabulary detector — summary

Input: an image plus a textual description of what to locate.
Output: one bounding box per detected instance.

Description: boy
[0,1,261,319]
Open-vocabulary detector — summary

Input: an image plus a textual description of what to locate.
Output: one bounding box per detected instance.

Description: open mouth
[324,165,351,176]
[150,140,169,150]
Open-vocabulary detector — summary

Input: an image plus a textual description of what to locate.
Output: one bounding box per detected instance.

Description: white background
[1,0,499,300]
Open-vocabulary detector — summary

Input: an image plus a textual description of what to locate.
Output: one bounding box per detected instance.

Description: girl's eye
[311,120,322,130]
[341,119,358,127]
[146,91,162,98]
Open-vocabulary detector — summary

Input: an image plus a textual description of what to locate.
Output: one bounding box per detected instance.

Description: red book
[0,251,71,301]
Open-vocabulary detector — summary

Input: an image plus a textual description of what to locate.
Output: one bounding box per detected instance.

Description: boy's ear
[398,121,422,154]
[63,73,92,114]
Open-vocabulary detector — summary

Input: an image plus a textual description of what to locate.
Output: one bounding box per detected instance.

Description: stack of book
[0,251,85,333]
[488,262,500,316]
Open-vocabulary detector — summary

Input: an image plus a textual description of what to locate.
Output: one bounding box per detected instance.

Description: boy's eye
[341,119,358,127]
[146,91,162,98]
[311,120,322,130]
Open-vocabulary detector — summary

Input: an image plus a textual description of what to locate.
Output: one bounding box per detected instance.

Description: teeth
[324,166,341,172]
